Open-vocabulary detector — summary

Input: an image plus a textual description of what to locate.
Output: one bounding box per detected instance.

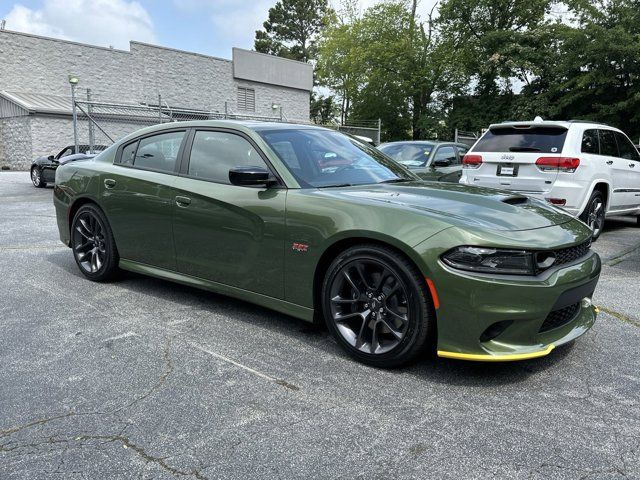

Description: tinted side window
[599,130,619,157]
[581,129,599,154]
[120,141,138,166]
[187,131,267,184]
[134,131,185,172]
[614,132,640,161]
[434,146,456,165]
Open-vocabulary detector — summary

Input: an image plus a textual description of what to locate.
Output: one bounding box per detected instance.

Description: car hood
[318,181,574,232]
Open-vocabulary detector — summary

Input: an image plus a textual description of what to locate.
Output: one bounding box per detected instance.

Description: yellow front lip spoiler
[437,344,555,362]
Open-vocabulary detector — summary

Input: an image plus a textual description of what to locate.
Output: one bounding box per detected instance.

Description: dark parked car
[53,121,600,367]
[31,144,107,187]
[378,141,470,182]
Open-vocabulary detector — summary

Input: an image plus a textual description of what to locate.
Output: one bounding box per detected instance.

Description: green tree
[540,0,640,139]
[310,93,338,124]
[254,0,332,62]
[438,0,554,95]
[317,0,465,140]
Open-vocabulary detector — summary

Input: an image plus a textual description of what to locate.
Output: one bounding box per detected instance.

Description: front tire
[71,204,119,282]
[321,244,434,368]
[579,190,605,241]
[31,167,46,188]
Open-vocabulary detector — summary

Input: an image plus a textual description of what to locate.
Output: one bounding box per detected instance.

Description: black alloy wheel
[71,204,119,281]
[322,244,434,368]
[31,167,46,188]
[580,191,605,240]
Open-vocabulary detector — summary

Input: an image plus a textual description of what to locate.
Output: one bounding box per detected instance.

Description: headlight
[441,246,555,276]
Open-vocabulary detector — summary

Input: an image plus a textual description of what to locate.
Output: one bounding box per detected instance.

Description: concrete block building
[0,29,313,170]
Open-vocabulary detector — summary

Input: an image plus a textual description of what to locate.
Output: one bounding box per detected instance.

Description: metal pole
[87,89,94,152]
[71,84,79,154]
[224,101,228,119]
[454,128,459,143]
[377,118,381,145]
[158,94,162,124]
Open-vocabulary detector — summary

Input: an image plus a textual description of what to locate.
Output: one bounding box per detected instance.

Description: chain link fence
[331,119,381,145]
[72,96,382,151]
[454,129,480,147]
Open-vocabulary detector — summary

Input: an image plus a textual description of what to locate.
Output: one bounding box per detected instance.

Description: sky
[0,0,439,59]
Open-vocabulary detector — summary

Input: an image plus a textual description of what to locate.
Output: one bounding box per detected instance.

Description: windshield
[474,127,568,153]
[258,128,417,188]
[378,143,433,168]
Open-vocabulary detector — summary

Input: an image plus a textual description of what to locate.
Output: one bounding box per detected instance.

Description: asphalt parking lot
[1,171,639,479]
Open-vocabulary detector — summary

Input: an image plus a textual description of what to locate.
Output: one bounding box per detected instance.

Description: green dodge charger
[54,121,601,367]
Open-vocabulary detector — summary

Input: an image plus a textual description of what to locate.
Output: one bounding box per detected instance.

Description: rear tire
[31,167,46,188]
[321,244,435,368]
[579,190,605,241]
[71,204,119,282]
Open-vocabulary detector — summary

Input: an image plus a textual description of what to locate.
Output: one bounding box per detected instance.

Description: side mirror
[229,166,276,187]
[433,158,451,167]
[48,155,55,161]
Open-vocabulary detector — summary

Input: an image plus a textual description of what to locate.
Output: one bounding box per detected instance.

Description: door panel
[599,129,626,209]
[100,168,178,269]
[42,162,58,183]
[172,178,286,298]
[613,131,640,210]
[172,129,286,298]
[99,130,187,269]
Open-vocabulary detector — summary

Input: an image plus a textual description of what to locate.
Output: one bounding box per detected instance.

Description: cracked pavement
[1,171,639,479]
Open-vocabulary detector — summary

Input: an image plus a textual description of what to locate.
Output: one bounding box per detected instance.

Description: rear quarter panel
[53,149,115,246]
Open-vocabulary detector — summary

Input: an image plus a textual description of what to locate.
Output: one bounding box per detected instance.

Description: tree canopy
[311,0,640,142]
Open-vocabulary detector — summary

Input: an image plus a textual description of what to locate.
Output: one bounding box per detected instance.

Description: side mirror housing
[433,158,451,167]
[48,155,55,161]
[229,166,277,187]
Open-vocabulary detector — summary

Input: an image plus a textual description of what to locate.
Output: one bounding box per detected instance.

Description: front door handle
[629,163,636,168]
[104,178,116,189]
[175,196,191,207]
[606,160,613,165]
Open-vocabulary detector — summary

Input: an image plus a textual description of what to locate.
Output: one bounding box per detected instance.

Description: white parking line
[189,342,299,390]
[103,331,140,342]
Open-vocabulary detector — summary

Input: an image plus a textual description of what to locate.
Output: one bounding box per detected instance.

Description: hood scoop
[500,195,530,206]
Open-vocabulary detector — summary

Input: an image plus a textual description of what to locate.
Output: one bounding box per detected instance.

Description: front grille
[552,239,592,267]
[539,302,580,333]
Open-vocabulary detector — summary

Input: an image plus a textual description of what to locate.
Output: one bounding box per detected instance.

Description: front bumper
[418,232,601,361]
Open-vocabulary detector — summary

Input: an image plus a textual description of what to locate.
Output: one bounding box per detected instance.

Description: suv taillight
[535,157,580,173]
[462,154,483,168]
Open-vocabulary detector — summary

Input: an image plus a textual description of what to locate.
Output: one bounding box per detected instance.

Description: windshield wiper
[508,146,541,152]
[378,178,412,184]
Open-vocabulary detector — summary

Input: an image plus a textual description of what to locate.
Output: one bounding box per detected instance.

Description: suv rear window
[473,126,568,153]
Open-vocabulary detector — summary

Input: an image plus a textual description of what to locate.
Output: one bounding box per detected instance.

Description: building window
[237,87,255,112]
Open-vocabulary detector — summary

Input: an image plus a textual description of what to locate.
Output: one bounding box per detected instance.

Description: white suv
[460,119,640,239]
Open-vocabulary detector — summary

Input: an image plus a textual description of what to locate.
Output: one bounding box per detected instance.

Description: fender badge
[292,242,309,253]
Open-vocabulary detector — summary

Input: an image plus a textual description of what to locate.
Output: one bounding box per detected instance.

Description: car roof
[379,141,466,147]
[489,119,618,131]
[115,120,333,146]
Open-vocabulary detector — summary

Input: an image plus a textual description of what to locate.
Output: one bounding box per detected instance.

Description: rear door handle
[175,196,191,207]
[606,160,613,165]
[104,178,116,189]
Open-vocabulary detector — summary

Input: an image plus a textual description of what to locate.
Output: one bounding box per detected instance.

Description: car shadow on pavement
[603,216,637,232]
[46,249,575,386]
